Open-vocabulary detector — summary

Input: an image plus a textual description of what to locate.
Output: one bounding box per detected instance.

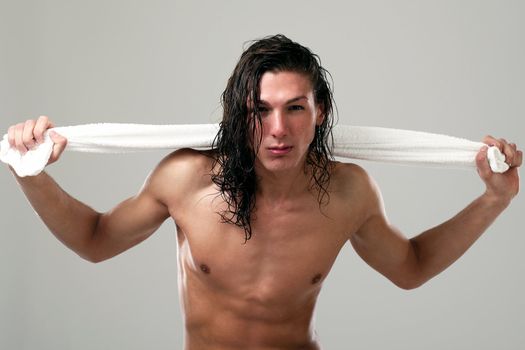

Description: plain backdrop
[1,0,523,349]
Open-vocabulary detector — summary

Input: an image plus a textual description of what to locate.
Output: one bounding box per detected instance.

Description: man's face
[251,70,324,174]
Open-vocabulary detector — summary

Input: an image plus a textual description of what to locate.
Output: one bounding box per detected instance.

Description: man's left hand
[476,136,522,205]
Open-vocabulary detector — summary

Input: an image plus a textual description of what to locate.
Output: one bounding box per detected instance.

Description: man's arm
[349,137,522,290]
[10,159,171,263]
[6,116,175,263]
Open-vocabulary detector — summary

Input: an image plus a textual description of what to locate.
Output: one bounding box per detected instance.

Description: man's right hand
[7,115,67,166]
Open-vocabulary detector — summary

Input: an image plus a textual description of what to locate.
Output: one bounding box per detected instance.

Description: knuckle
[33,126,45,136]
[23,135,34,144]
[24,119,35,127]
[476,153,485,162]
[15,141,25,151]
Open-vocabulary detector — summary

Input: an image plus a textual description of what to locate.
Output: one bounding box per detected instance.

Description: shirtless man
[6,35,523,349]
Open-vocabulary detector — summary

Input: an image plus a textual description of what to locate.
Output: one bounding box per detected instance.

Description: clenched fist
[7,115,67,166]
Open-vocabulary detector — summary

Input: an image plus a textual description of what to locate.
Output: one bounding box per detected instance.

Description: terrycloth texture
[0,123,509,177]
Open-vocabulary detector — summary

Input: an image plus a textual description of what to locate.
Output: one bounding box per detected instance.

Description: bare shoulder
[330,161,377,198]
[329,161,384,222]
[144,148,215,207]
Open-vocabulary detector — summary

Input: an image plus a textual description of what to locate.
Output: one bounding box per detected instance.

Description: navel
[311,273,322,284]
[200,264,210,274]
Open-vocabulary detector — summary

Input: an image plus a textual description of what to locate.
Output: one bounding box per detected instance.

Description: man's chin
[256,158,301,174]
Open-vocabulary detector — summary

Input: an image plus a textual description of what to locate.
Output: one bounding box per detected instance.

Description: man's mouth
[268,145,293,155]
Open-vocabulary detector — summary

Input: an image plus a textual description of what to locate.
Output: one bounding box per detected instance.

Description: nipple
[311,273,322,284]
[200,264,210,274]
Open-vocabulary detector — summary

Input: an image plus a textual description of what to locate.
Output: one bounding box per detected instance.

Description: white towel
[0,123,508,177]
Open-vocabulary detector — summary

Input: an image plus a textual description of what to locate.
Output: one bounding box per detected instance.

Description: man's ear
[315,103,325,126]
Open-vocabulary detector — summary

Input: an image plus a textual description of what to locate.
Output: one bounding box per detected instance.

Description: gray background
[1,0,523,349]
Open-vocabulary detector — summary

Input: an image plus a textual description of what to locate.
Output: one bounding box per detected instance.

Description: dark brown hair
[212,34,335,242]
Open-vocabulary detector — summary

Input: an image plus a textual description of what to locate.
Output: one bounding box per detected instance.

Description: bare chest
[170,186,362,305]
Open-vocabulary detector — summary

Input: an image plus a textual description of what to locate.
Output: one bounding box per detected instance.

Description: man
[6,35,522,349]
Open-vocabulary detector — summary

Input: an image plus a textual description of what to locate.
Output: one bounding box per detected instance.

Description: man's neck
[255,164,313,205]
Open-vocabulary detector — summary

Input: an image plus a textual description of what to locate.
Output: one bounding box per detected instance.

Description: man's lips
[267,146,293,155]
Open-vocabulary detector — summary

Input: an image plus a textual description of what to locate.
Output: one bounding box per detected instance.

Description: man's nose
[269,111,287,138]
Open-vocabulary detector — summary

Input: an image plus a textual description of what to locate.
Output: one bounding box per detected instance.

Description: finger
[7,125,15,148]
[515,150,523,167]
[48,131,68,164]
[482,135,503,151]
[22,119,37,150]
[500,139,515,167]
[14,123,27,154]
[482,135,494,144]
[34,115,52,143]
[49,130,66,144]
[476,146,491,179]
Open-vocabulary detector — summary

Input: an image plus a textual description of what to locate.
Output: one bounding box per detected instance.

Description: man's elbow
[83,254,106,264]
[80,214,110,263]
[77,248,106,264]
[395,240,428,290]
[76,232,107,263]
[392,264,427,290]
[395,277,425,290]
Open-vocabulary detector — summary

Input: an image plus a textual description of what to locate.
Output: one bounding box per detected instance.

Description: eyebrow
[259,95,308,105]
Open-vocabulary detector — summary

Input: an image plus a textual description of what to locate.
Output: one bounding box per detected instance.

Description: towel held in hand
[0,123,509,177]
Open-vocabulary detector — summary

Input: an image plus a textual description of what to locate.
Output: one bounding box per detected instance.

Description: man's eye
[289,105,305,111]
[257,106,269,112]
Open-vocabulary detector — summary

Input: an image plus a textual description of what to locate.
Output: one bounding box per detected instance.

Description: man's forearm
[10,167,100,261]
[410,193,510,286]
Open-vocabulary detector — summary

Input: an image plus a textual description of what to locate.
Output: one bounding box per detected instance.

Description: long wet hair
[211,34,336,242]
